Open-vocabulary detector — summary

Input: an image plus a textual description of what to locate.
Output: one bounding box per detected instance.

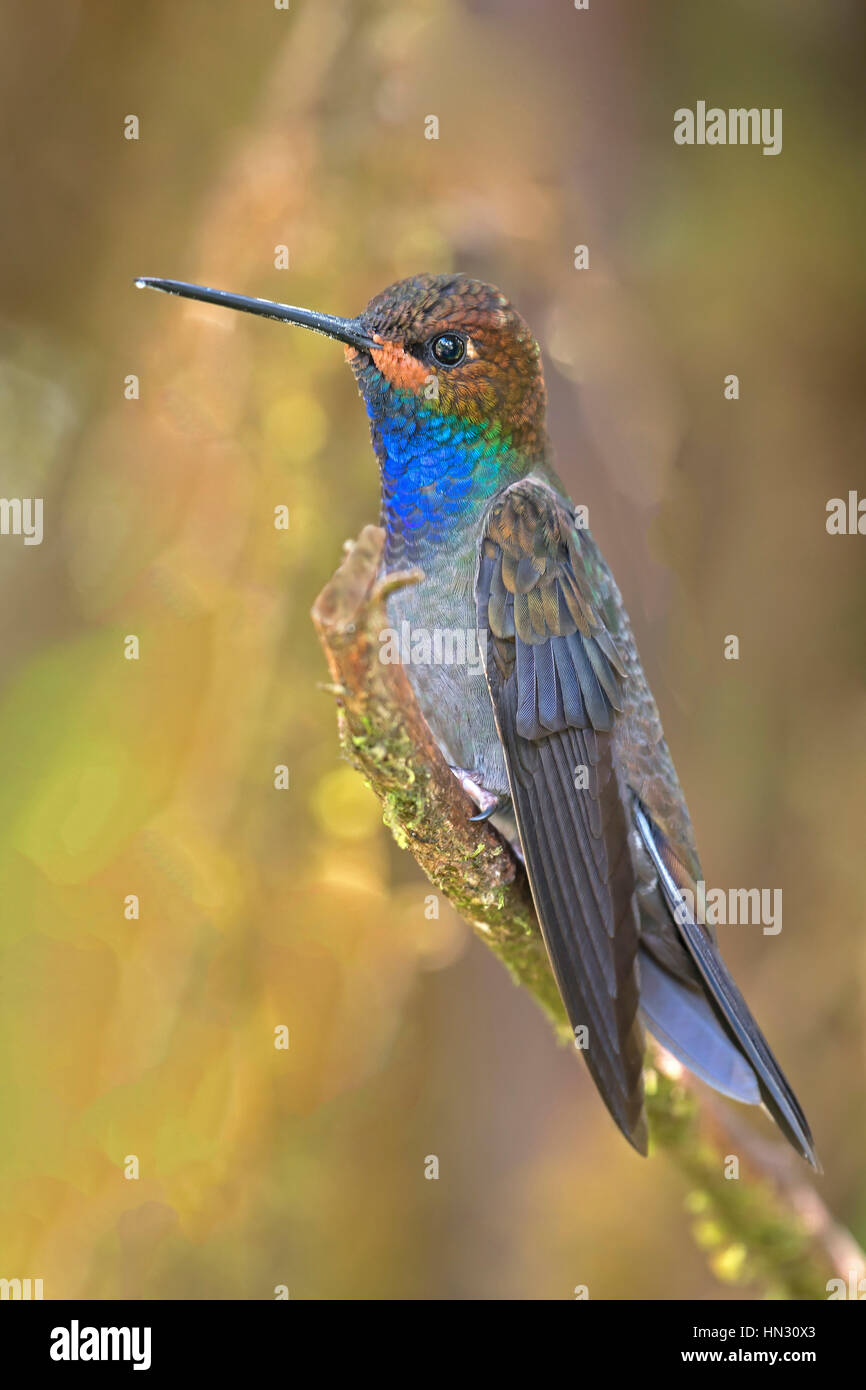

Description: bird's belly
[383,563,508,795]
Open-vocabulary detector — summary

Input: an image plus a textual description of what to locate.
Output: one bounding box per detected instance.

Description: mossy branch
[312,524,863,1301]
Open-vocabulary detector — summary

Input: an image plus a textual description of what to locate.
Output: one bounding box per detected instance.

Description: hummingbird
[137,271,819,1169]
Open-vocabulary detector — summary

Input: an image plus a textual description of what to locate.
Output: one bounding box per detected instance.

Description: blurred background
[0,0,864,1299]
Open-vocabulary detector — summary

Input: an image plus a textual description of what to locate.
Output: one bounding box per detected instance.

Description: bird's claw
[469,794,513,822]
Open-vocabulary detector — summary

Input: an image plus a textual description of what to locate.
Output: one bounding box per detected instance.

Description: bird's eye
[429,332,466,367]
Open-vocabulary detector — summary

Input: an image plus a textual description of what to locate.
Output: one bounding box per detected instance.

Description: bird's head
[136,271,547,453]
[348,273,547,449]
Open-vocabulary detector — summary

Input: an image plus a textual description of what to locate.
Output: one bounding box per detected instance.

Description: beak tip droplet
[134,278,147,289]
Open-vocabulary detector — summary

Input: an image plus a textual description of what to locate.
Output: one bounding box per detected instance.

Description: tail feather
[636,805,820,1171]
[639,950,761,1104]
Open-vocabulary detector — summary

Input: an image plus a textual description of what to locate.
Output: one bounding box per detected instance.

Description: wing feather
[477,478,647,1150]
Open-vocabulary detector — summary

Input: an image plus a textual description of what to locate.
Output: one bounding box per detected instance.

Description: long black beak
[135,277,377,351]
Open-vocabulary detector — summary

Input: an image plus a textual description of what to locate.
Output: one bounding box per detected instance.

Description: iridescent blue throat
[362,388,520,567]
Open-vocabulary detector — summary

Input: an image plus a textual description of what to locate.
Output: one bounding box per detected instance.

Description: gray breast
[383,547,508,794]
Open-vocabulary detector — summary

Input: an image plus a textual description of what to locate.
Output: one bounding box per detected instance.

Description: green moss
[645,1071,830,1299]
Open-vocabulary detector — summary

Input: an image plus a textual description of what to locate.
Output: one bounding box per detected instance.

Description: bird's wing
[476,477,647,1151]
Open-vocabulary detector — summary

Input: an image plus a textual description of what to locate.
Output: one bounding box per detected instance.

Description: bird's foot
[449,767,511,822]
[469,794,513,823]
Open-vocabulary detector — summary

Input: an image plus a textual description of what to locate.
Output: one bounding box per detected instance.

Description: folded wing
[476,478,647,1151]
